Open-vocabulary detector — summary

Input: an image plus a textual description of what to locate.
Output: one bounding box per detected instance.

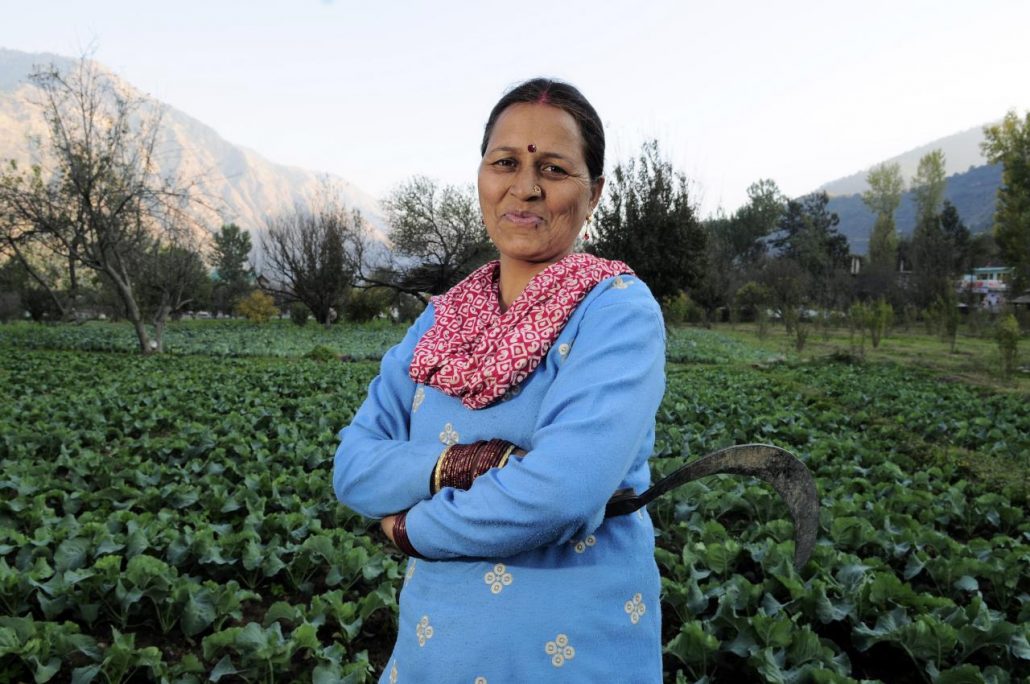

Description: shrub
[848,302,871,357]
[0,292,21,322]
[662,292,703,325]
[869,298,893,349]
[996,313,1020,378]
[395,293,426,323]
[235,291,278,323]
[735,282,770,323]
[343,288,391,323]
[289,302,310,327]
[304,345,339,362]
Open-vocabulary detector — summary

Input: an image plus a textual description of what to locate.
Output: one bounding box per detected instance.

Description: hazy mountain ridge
[0,48,387,248]
[818,124,994,197]
[826,163,1000,255]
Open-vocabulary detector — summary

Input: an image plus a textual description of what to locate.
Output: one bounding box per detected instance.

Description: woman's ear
[590,176,605,209]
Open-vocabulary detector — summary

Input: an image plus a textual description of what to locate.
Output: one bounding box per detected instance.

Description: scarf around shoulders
[409,252,633,410]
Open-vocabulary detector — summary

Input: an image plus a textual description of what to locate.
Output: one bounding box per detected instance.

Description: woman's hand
[380,514,398,543]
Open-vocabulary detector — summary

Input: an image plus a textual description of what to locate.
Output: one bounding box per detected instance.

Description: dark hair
[480,78,605,183]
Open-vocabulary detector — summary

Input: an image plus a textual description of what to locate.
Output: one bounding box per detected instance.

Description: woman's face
[478,103,603,269]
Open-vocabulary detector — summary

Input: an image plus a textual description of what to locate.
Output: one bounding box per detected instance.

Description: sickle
[605,444,820,570]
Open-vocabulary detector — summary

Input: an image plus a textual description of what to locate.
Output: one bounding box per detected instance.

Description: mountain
[826,163,1001,255]
[819,124,994,198]
[0,48,387,248]
[810,122,1003,255]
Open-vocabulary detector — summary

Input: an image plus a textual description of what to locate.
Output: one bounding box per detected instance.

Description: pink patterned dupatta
[409,252,633,410]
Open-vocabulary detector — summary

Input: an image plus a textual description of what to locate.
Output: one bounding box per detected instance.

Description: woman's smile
[503,210,543,226]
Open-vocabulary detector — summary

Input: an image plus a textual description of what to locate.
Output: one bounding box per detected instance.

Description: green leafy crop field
[0,322,1027,683]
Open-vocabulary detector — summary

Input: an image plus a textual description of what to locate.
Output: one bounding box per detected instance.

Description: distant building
[957,266,1013,311]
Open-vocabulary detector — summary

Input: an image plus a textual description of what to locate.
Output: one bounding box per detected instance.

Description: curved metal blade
[606,444,820,570]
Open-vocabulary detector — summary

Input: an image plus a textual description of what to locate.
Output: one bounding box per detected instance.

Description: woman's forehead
[487,103,584,156]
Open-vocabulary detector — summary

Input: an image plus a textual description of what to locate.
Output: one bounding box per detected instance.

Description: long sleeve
[403,285,666,559]
[332,305,444,519]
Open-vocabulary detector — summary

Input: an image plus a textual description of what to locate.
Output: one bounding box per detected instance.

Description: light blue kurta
[333,274,666,683]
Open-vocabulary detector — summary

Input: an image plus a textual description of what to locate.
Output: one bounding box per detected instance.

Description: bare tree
[0,55,202,352]
[259,192,366,325]
[376,176,494,300]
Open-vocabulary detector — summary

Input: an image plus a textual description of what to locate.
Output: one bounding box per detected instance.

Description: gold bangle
[433,445,451,494]
[497,443,517,469]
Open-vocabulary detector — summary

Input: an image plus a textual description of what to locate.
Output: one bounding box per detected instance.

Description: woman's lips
[504,211,543,226]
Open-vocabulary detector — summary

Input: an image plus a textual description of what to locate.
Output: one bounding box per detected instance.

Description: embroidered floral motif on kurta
[545,634,576,667]
[483,563,513,594]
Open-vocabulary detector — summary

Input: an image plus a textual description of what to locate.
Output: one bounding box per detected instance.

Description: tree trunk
[153,302,171,353]
[105,265,152,354]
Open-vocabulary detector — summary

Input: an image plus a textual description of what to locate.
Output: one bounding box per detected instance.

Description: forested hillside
[828,164,1001,254]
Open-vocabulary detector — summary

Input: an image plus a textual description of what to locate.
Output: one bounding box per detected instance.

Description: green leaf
[313,663,344,684]
[54,537,90,572]
[291,622,319,651]
[29,655,61,683]
[935,664,987,684]
[0,626,19,656]
[263,601,302,627]
[181,589,216,637]
[954,575,979,592]
[897,615,958,662]
[665,620,720,666]
[1010,630,1030,660]
[70,665,100,684]
[208,655,238,682]
[752,613,793,649]
[235,621,270,654]
[788,626,829,666]
[749,647,788,683]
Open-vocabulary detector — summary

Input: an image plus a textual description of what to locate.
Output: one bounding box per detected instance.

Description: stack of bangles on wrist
[392,440,516,559]
[391,512,422,558]
[431,439,518,494]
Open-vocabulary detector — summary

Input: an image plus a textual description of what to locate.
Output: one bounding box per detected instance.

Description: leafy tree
[377,176,494,300]
[909,198,967,310]
[726,179,784,268]
[695,181,784,318]
[0,211,79,319]
[909,215,950,308]
[259,193,365,325]
[861,162,904,268]
[912,149,947,230]
[590,139,706,303]
[135,241,210,350]
[0,56,201,353]
[211,223,252,314]
[939,201,971,275]
[771,192,849,295]
[982,111,1030,294]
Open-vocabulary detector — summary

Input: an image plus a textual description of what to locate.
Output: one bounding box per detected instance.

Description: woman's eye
[493,158,516,168]
[542,164,568,177]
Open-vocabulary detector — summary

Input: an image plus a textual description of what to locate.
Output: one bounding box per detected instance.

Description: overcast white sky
[3,0,1028,215]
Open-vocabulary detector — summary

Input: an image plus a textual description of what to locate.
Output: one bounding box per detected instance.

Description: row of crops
[0,320,778,365]
[1,323,1027,682]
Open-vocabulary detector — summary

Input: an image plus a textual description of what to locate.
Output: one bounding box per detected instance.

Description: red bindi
[527,144,537,153]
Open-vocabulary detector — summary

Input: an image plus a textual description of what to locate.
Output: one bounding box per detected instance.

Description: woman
[334,78,666,682]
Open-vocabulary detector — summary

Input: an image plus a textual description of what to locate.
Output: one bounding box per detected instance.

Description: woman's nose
[510,167,542,200]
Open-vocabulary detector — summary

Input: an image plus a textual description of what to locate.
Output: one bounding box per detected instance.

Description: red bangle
[436,439,515,491]
[392,512,424,558]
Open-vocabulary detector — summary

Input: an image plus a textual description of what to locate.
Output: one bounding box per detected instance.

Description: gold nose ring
[533,184,542,195]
